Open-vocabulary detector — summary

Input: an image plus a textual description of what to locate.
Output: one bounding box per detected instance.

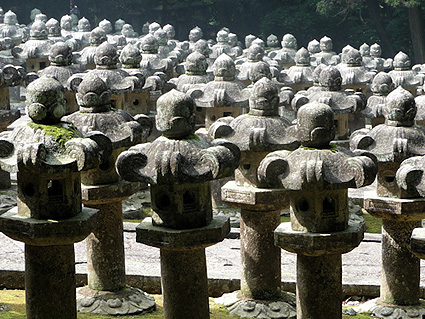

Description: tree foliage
[0,0,423,61]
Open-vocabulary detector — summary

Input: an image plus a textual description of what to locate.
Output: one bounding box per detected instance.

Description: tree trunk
[407,5,425,64]
[365,0,396,58]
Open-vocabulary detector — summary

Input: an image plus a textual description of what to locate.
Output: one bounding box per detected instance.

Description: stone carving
[296,65,364,140]
[0,76,111,319]
[389,51,423,95]
[211,78,298,318]
[114,18,125,35]
[70,41,145,112]
[116,89,239,319]
[315,36,340,66]
[278,47,314,92]
[60,14,74,38]
[210,30,234,59]
[63,74,155,315]
[139,34,174,76]
[1,10,24,45]
[119,43,152,115]
[336,45,375,93]
[370,43,392,71]
[38,42,81,114]
[270,33,297,69]
[46,18,67,44]
[188,26,203,53]
[259,101,376,319]
[73,17,91,48]
[17,20,51,72]
[352,87,425,318]
[362,72,394,127]
[77,27,107,70]
[190,53,248,128]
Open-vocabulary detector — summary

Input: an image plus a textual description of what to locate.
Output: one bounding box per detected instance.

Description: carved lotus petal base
[216,291,296,319]
[77,286,156,315]
[354,298,425,319]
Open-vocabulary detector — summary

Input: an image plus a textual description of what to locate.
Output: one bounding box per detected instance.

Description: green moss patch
[28,121,79,146]
[302,144,338,153]
[0,291,241,319]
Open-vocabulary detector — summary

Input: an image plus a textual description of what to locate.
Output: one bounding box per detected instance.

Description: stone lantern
[336,46,375,94]
[0,64,24,188]
[188,26,204,53]
[307,39,320,65]
[46,18,68,44]
[210,30,234,60]
[361,72,395,127]
[114,18,125,35]
[70,42,144,111]
[190,53,249,129]
[315,36,340,66]
[168,51,210,127]
[121,24,139,45]
[0,76,112,319]
[18,20,51,72]
[119,43,151,116]
[139,34,174,78]
[63,73,155,315]
[237,44,270,86]
[258,102,376,319]
[77,27,107,70]
[61,15,74,38]
[38,42,81,114]
[299,65,364,141]
[211,78,298,318]
[73,17,91,49]
[351,87,425,317]
[116,89,240,319]
[1,10,24,46]
[389,51,423,95]
[278,47,314,92]
[270,33,297,69]
[266,34,280,56]
[370,43,392,71]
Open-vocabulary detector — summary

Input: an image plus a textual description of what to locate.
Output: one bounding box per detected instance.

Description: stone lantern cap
[189,54,248,108]
[306,66,364,114]
[46,18,61,37]
[258,102,377,190]
[17,21,51,59]
[119,43,142,68]
[294,47,311,66]
[361,72,394,119]
[393,51,411,70]
[351,87,425,163]
[389,51,423,88]
[208,78,299,152]
[89,27,107,46]
[139,34,174,73]
[47,42,73,66]
[185,51,208,75]
[337,47,375,85]
[267,34,279,48]
[78,17,91,32]
[278,47,313,85]
[64,74,152,148]
[116,89,240,185]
